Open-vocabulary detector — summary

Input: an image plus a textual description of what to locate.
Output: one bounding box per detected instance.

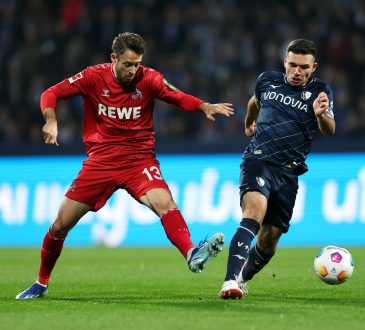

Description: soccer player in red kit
[16,32,234,299]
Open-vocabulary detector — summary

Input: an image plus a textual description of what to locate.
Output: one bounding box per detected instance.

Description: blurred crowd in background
[1,0,365,154]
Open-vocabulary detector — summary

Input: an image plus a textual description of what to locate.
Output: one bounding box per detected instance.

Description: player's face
[284,52,318,86]
[111,50,143,84]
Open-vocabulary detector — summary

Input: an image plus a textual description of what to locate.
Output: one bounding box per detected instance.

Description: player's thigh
[52,197,90,234]
[140,188,177,216]
[122,158,169,202]
[239,158,270,222]
[65,160,119,211]
[241,191,267,223]
[264,170,298,233]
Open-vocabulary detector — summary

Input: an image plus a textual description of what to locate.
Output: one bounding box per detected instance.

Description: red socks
[37,230,66,286]
[160,209,195,258]
[36,209,192,285]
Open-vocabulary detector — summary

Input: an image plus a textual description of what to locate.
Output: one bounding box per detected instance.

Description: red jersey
[40,63,204,160]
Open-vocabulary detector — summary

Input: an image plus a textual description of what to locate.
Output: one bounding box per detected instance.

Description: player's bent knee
[50,222,70,236]
[155,202,178,215]
[51,215,78,236]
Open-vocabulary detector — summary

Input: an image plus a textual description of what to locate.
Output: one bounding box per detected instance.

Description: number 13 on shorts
[142,166,163,181]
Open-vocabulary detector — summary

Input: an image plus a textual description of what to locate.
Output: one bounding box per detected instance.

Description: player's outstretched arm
[244,96,260,137]
[199,102,234,121]
[42,108,59,146]
[313,92,335,136]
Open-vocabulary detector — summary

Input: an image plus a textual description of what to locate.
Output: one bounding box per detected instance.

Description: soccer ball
[314,245,354,285]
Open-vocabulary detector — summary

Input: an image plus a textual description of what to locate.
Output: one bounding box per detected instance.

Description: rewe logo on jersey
[263,91,308,112]
[98,103,141,120]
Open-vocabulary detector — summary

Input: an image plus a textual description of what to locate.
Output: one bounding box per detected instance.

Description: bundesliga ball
[314,245,354,285]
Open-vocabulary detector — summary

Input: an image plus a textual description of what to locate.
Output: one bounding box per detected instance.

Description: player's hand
[42,120,59,146]
[313,92,329,117]
[245,121,256,137]
[200,102,234,121]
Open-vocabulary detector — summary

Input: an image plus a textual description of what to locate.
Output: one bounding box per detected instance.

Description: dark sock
[241,244,273,281]
[224,218,260,281]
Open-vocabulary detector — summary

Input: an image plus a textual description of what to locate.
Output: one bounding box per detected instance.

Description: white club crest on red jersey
[132,88,143,99]
[68,72,83,83]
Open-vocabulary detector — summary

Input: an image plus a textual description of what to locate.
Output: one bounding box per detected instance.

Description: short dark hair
[286,39,317,60]
[112,32,147,57]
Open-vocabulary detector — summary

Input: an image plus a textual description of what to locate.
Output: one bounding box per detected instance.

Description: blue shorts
[239,157,299,233]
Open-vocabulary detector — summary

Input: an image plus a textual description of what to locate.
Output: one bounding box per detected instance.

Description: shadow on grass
[4,286,365,312]
[39,292,365,310]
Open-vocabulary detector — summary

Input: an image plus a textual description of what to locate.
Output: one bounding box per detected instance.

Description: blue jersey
[244,71,334,173]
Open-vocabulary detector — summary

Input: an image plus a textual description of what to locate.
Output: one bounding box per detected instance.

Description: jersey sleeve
[254,72,266,102]
[151,72,204,112]
[40,69,92,112]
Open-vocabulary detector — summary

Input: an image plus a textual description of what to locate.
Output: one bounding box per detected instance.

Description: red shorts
[65,157,169,211]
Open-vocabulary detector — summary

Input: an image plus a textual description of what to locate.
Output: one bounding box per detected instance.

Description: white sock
[36,280,48,287]
[186,247,195,261]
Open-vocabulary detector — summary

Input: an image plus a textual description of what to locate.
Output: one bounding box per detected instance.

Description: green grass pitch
[1,247,364,330]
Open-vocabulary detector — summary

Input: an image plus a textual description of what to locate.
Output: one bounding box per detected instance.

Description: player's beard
[113,64,134,84]
[116,72,134,84]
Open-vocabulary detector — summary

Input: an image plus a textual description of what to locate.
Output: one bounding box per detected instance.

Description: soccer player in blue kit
[219,39,336,299]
